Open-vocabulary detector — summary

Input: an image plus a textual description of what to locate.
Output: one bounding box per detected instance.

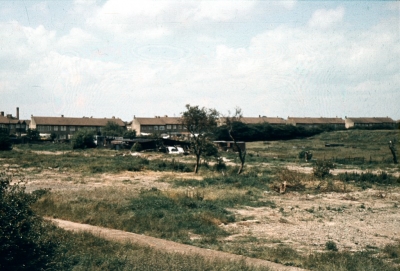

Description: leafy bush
[313,161,335,178]
[131,142,142,152]
[298,150,312,161]
[71,129,96,149]
[0,172,58,270]
[325,241,338,251]
[0,129,12,150]
[25,129,40,141]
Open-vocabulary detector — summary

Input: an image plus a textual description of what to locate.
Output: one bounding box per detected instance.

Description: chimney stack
[61,115,64,118]
[0,111,4,116]
[16,107,19,120]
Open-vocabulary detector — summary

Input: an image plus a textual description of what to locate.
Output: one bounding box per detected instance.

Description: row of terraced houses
[0,107,398,141]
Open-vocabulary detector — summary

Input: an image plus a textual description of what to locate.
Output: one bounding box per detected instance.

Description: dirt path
[49,218,306,271]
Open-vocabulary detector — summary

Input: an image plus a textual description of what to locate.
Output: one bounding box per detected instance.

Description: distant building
[287,117,345,129]
[30,115,125,140]
[132,116,189,138]
[0,107,27,136]
[345,117,396,129]
[218,116,286,126]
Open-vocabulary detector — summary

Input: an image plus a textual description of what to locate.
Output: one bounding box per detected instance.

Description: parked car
[166,146,186,154]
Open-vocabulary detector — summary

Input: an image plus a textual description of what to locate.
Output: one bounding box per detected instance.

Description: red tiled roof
[32,116,125,126]
[346,117,395,124]
[134,117,182,125]
[240,117,287,125]
[288,117,345,124]
[0,116,21,124]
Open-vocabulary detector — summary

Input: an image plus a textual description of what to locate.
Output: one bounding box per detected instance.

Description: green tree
[225,107,247,174]
[123,130,137,139]
[181,104,219,173]
[71,129,96,149]
[0,172,58,270]
[26,129,40,141]
[102,121,125,137]
[0,129,12,151]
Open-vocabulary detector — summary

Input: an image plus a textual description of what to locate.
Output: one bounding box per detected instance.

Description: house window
[173,125,177,129]
[10,124,15,129]
[54,126,58,131]
[154,126,158,130]
[61,126,66,131]
[177,125,182,129]
[166,125,171,130]
[59,135,66,140]
[37,125,44,131]
[70,126,75,131]
[159,126,165,130]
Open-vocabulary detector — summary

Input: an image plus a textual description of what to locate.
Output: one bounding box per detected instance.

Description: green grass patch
[338,171,400,188]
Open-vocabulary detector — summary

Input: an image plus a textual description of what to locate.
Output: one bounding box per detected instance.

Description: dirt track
[49,218,306,271]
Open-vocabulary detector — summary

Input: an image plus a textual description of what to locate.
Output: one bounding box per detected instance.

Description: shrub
[0,172,58,270]
[325,241,338,251]
[0,129,12,150]
[123,130,136,139]
[131,142,142,152]
[313,161,335,178]
[298,150,312,161]
[71,129,96,149]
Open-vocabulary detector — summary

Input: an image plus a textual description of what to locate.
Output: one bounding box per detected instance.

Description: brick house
[287,117,345,129]
[132,116,189,138]
[0,107,27,136]
[345,117,396,129]
[30,115,125,140]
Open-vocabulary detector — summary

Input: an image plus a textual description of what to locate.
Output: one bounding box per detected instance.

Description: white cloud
[87,0,257,39]
[193,1,256,21]
[57,27,98,49]
[308,6,345,29]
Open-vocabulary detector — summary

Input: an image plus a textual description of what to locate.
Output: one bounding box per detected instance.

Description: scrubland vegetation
[1,129,399,270]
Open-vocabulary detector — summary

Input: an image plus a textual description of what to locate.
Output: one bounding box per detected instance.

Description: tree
[181,104,219,173]
[26,129,40,141]
[71,129,96,149]
[123,130,137,139]
[389,140,398,164]
[102,121,125,137]
[225,107,247,174]
[0,172,58,270]
[0,129,12,151]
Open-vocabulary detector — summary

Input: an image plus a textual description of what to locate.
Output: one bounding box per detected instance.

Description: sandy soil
[224,188,400,253]
[5,162,400,267]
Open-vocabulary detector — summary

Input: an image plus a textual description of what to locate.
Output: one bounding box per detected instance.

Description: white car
[166,146,185,154]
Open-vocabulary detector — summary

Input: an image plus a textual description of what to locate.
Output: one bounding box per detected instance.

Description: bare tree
[181,104,219,173]
[389,140,398,164]
[225,107,247,175]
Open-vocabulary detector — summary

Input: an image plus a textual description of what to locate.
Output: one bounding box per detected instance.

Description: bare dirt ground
[224,188,400,253]
[5,162,400,268]
[49,218,305,271]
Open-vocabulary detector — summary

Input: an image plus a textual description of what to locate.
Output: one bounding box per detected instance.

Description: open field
[1,129,400,270]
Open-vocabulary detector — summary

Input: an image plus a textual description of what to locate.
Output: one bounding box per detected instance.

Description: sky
[0,0,399,122]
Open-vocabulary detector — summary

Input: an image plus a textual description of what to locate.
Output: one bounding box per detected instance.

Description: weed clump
[325,241,338,251]
[338,171,400,187]
[313,161,335,178]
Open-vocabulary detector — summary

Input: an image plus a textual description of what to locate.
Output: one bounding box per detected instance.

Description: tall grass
[47,226,271,271]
